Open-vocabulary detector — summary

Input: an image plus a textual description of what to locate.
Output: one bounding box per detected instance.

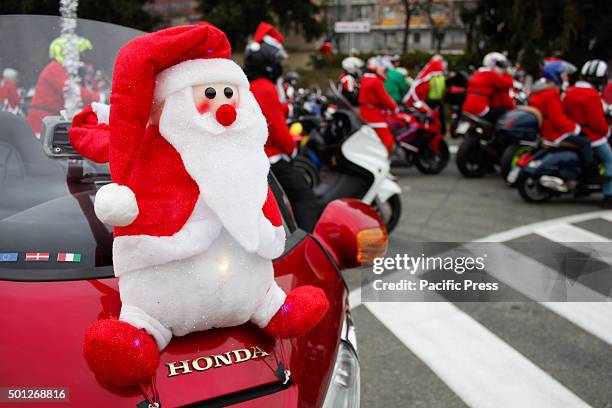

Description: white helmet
[483,52,509,70]
[366,56,387,78]
[341,56,364,74]
[2,68,18,82]
[581,60,608,83]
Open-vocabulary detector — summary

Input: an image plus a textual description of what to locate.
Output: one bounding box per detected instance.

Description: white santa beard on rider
[159,87,270,253]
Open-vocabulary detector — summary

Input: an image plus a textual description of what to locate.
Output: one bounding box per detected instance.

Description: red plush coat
[529,84,578,144]
[0,79,22,109]
[563,82,609,146]
[462,69,515,116]
[27,60,100,134]
[250,77,296,159]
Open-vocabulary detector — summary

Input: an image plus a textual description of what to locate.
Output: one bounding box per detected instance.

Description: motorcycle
[294,84,403,232]
[454,107,538,179]
[445,70,468,139]
[496,107,541,185]
[387,106,450,174]
[516,142,611,203]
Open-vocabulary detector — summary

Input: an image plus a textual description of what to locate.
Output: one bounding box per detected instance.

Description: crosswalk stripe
[535,223,611,243]
[364,301,590,408]
[484,245,612,347]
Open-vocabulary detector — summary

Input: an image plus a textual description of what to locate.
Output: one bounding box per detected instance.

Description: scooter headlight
[322,341,360,408]
[528,160,542,168]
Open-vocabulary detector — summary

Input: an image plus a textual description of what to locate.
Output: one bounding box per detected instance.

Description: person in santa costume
[529,60,599,182]
[403,55,446,132]
[70,23,329,387]
[27,36,103,136]
[244,22,323,232]
[0,68,22,112]
[359,57,398,154]
[461,52,515,125]
[563,59,612,206]
[338,56,363,106]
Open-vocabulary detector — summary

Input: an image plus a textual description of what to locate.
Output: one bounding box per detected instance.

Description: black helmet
[244,40,287,82]
[580,60,608,88]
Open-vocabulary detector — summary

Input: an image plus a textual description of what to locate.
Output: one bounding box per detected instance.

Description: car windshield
[0,15,143,281]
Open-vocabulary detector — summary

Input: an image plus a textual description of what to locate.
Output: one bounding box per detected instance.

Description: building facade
[325,0,474,54]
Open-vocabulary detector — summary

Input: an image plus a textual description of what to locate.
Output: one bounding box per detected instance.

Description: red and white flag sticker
[25,252,50,262]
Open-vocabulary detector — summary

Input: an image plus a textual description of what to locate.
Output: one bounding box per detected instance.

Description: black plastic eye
[204,87,216,99]
[224,87,234,98]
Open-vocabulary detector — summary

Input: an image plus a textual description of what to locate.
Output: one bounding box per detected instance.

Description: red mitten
[264,285,329,338]
[83,319,159,387]
[69,104,111,163]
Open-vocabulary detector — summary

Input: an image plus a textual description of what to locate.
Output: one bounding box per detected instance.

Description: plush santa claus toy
[71,23,329,387]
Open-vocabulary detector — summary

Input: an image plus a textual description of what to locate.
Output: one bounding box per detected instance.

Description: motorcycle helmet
[244,22,287,82]
[580,59,608,88]
[49,36,93,64]
[482,52,509,70]
[2,68,18,83]
[541,60,576,86]
[284,71,300,86]
[341,56,364,75]
[366,56,387,79]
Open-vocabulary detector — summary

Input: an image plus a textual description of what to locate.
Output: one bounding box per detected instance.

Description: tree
[0,0,160,31]
[197,0,324,49]
[460,0,612,75]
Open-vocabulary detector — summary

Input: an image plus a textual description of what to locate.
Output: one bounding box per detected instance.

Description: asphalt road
[344,155,612,408]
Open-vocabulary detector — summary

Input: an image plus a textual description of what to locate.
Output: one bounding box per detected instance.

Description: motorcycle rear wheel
[414,139,450,174]
[456,135,488,177]
[294,156,320,188]
[517,174,553,203]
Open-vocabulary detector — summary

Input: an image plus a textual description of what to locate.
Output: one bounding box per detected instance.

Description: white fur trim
[250,282,287,328]
[91,102,110,124]
[591,136,609,147]
[154,58,249,103]
[94,183,139,226]
[120,304,172,350]
[249,42,261,52]
[257,219,286,259]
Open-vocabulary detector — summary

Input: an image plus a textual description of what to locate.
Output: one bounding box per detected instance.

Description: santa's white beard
[159,87,270,253]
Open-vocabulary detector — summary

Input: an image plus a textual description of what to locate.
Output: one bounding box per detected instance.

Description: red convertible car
[0,15,388,407]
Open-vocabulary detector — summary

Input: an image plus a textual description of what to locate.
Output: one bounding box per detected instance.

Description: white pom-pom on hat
[249,42,261,52]
[94,183,139,226]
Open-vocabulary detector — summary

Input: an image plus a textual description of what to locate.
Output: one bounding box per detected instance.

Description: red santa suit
[563,81,610,146]
[404,58,445,105]
[72,24,328,387]
[250,77,296,161]
[529,81,579,144]
[0,79,22,110]
[27,60,100,135]
[462,68,515,117]
[359,71,398,153]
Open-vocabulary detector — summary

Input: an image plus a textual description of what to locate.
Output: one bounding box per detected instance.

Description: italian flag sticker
[57,252,81,262]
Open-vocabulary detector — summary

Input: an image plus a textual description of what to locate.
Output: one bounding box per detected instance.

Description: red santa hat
[108,23,253,186]
[248,22,285,52]
[95,23,252,230]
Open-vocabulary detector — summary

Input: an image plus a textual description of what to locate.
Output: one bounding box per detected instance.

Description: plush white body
[116,198,286,350]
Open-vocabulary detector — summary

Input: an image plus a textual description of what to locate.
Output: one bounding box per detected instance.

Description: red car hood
[0,238,345,407]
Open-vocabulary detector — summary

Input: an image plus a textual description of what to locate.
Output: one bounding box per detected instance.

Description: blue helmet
[541,60,576,85]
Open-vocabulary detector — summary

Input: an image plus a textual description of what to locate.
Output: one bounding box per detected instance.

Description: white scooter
[298,84,402,232]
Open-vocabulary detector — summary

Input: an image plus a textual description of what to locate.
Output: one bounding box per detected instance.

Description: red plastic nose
[215,104,237,127]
